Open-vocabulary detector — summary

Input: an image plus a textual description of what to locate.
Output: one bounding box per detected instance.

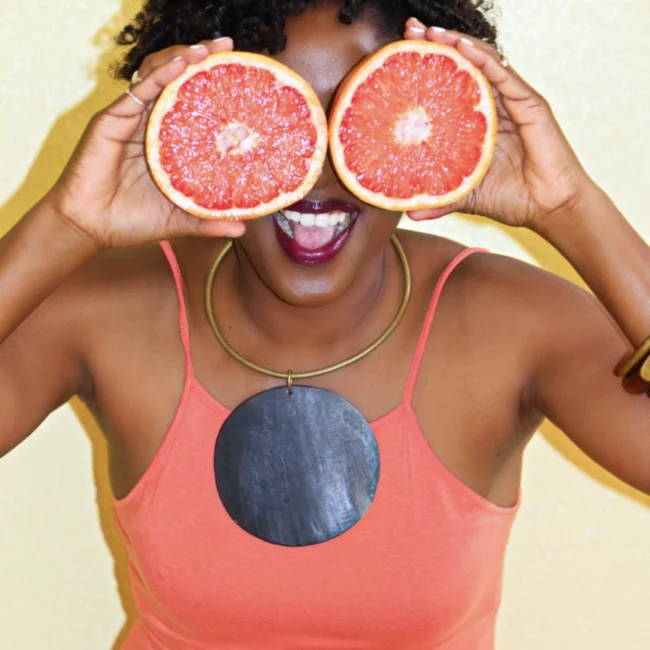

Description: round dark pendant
[214,385,380,547]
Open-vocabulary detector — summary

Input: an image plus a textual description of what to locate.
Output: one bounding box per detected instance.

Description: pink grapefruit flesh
[146,52,328,220]
[329,41,497,211]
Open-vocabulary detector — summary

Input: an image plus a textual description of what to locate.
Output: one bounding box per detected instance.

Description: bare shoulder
[401,227,605,322]
[37,243,179,391]
[53,242,175,323]
[449,238,620,345]
[400,227,625,373]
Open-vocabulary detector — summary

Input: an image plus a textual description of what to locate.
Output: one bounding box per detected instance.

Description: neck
[219,241,402,358]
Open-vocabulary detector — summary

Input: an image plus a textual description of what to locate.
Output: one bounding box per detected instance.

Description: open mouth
[273,199,360,265]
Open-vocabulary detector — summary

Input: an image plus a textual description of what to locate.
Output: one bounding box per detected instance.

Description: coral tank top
[113,241,520,650]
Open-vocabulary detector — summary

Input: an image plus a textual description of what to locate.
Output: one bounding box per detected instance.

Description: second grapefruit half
[146,52,328,220]
[329,41,497,211]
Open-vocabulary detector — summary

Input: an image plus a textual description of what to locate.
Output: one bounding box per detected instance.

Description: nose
[311,144,343,193]
[310,83,347,193]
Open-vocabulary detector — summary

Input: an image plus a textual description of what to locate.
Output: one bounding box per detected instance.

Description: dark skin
[1,3,649,524]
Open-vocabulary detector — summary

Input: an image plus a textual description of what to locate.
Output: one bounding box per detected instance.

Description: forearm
[0,200,98,345]
[536,183,650,349]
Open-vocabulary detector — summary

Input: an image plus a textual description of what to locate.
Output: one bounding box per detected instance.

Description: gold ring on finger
[131,69,143,84]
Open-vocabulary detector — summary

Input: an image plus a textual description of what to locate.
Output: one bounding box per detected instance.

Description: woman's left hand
[403,18,595,229]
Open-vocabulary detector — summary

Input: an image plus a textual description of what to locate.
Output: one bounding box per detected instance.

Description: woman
[1,0,648,648]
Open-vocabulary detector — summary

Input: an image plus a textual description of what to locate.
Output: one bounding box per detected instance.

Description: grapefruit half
[329,41,497,211]
[146,52,328,220]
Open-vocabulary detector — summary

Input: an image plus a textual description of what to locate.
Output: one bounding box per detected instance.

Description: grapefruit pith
[146,52,328,220]
[329,41,497,211]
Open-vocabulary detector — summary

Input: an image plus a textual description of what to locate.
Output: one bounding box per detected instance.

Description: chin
[235,198,399,308]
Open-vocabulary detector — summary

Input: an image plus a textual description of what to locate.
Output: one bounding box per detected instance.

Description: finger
[174,213,247,239]
[406,201,463,221]
[199,36,235,55]
[406,206,454,221]
[108,56,189,119]
[404,17,427,38]
[405,17,426,31]
[196,218,246,239]
[138,46,199,79]
[423,26,500,60]
[452,42,551,129]
[406,193,474,221]
[139,44,207,79]
[138,37,233,79]
[404,27,426,40]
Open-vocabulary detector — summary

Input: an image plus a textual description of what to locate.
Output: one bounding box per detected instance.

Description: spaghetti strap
[403,247,488,405]
[159,241,194,378]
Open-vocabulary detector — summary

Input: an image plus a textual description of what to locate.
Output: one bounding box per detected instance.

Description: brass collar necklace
[206,235,411,548]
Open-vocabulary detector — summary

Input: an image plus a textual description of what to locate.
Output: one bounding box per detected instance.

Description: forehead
[272,4,389,104]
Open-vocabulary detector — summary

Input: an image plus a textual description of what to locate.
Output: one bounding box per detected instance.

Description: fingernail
[460,37,475,47]
[409,26,426,34]
[432,26,446,33]
[171,56,184,62]
[213,37,232,43]
[190,44,205,50]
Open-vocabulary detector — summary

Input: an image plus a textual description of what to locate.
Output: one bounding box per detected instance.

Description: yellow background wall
[0,1,649,648]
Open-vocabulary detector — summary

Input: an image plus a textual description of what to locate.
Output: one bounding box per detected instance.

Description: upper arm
[0,274,92,458]
[527,266,650,495]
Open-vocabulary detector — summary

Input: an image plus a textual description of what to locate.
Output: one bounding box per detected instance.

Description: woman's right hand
[49,37,245,252]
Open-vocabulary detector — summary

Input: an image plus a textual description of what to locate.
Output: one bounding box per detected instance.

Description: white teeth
[283,210,302,223]
[280,210,350,228]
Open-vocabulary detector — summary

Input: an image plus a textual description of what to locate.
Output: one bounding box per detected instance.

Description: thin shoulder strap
[160,241,194,378]
[403,247,488,404]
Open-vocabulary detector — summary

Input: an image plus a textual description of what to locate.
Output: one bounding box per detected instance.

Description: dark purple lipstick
[286,199,359,214]
[274,199,360,266]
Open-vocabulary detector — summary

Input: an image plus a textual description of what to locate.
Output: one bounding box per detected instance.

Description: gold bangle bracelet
[640,356,650,383]
[615,334,650,378]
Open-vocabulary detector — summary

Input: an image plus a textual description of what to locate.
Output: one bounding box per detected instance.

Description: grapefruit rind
[329,41,497,211]
[146,52,328,220]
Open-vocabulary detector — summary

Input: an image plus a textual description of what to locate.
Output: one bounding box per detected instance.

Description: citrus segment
[329,41,497,211]
[146,53,328,220]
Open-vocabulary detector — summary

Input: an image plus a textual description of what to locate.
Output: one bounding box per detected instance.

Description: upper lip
[283,198,361,215]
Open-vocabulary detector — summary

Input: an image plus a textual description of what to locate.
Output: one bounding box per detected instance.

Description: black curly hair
[115,0,497,81]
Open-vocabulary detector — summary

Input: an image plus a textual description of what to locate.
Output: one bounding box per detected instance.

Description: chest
[115,391,514,648]
[88,267,533,507]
